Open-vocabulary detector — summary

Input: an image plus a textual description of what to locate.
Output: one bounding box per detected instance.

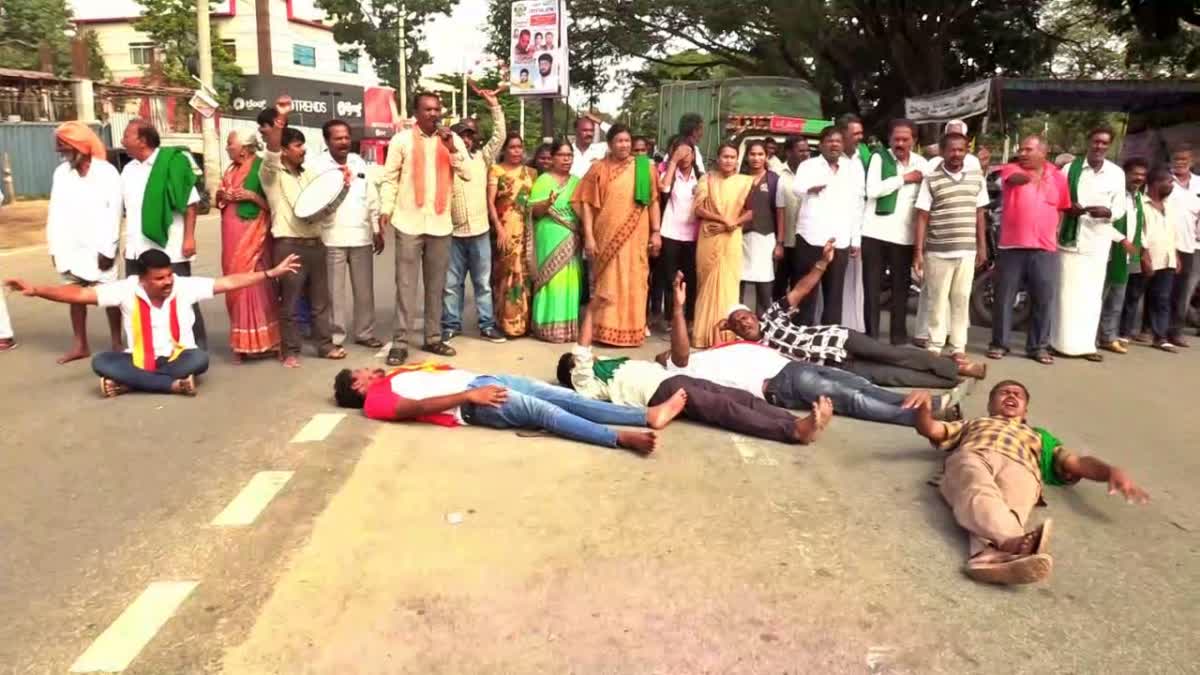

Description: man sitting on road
[716,238,988,388]
[333,363,688,456]
[557,290,834,445]
[4,250,302,397]
[913,379,1149,585]
[661,273,966,427]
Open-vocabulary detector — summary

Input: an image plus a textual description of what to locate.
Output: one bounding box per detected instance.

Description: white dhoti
[1051,248,1108,355]
[841,254,866,332]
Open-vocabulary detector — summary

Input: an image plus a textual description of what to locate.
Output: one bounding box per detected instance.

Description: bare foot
[58,347,90,364]
[171,375,197,396]
[282,355,301,368]
[646,388,688,429]
[616,430,658,456]
[791,396,834,444]
[100,377,130,398]
[957,360,987,380]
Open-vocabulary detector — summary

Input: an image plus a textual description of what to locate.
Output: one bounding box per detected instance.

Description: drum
[294,167,349,223]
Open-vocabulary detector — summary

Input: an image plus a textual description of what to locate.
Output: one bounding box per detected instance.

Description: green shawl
[142,147,198,247]
[1058,156,1087,247]
[1107,190,1145,285]
[593,356,629,384]
[236,157,266,220]
[856,143,871,170]
[1034,427,1069,486]
[633,155,653,206]
[873,149,899,215]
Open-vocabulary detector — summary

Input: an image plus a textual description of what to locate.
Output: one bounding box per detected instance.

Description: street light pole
[196,0,220,199]
[398,2,408,119]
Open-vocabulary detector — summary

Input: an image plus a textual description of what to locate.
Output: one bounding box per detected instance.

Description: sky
[422,0,627,114]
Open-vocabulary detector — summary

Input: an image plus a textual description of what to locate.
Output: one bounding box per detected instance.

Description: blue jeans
[443,233,495,333]
[461,375,647,447]
[764,362,939,427]
[990,248,1058,354]
[1122,270,1175,340]
[92,349,210,393]
[1099,282,1127,343]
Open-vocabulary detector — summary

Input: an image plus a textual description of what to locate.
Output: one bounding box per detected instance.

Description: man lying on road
[913,379,1149,585]
[717,239,987,388]
[557,292,834,445]
[660,272,966,427]
[333,363,688,456]
[5,250,301,397]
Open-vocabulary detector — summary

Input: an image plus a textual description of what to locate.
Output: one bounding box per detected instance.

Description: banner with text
[508,0,565,97]
[904,79,992,122]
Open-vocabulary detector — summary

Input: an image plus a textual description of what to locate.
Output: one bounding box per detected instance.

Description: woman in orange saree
[691,143,754,348]
[217,129,280,362]
[572,124,662,347]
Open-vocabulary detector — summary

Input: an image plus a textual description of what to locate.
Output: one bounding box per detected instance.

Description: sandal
[422,341,457,357]
[1083,352,1104,362]
[320,346,348,360]
[1031,350,1054,365]
[355,337,385,349]
[986,346,1007,360]
[1154,341,1178,353]
[385,346,408,366]
[965,553,1053,585]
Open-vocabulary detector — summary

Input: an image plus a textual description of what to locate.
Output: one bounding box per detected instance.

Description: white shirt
[863,150,928,246]
[314,152,380,248]
[570,142,607,177]
[1060,159,1127,256]
[96,276,215,357]
[1168,173,1200,253]
[1143,198,1179,271]
[47,159,122,282]
[915,162,991,259]
[660,168,700,242]
[390,368,480,424]
[775,163,802,248]
[927,154,982,174]
[791,155,864,248]
[121,149,201,263]
[669,342,790,399]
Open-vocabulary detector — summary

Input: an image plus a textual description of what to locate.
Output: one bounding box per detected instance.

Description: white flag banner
[905,79,992,122]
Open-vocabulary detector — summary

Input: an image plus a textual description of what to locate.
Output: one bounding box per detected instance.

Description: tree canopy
[0,0,108,79]
[133,0,242,104]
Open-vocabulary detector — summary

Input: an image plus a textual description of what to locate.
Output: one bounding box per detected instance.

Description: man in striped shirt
[913,133,990,358]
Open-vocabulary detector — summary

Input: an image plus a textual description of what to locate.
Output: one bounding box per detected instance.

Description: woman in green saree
[529,139,583,342]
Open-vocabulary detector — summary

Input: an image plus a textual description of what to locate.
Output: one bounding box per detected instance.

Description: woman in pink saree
[216,129,280,362]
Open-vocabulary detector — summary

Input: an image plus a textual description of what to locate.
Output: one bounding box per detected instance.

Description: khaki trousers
[392,230,451,348]
[327,244,376,346]
[939,450,1041,559]
[922,253,976,355]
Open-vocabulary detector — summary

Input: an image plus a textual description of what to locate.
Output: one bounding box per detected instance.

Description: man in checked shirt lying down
[717,238,988,388]
[913,379,1149,585]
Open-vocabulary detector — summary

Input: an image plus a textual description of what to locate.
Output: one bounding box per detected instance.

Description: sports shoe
[479,327,508,343]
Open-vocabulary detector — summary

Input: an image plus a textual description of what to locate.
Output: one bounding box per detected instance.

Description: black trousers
[861,236,913,344]
[1123,269,1175,340]
[772,246,795,300]
[839,330,959,388]
[125,258,207,351]
[792,235,849,325]
[1169,251,1195,338]
[656,236,697,320]
[649,374,799,444]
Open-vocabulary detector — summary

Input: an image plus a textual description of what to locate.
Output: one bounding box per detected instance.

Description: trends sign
[229,75,365,128]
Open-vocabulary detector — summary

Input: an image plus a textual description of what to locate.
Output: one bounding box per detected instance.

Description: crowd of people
[0,87,1169,587]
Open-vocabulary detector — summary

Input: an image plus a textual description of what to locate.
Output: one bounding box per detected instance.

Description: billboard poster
[509,0,565,97]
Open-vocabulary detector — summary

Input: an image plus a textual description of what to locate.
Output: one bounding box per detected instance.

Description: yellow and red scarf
[410,127,452,215]
[131,296,184,371]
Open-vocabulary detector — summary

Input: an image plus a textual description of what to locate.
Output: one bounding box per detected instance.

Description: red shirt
[998,162,1070,251]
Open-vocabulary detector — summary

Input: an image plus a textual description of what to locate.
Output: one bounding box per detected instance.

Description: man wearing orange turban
[46,120,123,363]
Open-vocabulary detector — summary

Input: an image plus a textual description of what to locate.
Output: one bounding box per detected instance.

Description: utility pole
[541,98,554,142]
[398,2,408,119]
[196,0,220,200]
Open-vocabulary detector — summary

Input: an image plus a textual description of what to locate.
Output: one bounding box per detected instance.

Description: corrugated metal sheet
[0,122,100,197]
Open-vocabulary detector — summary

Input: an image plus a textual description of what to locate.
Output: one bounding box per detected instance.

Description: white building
[72,0,380,129]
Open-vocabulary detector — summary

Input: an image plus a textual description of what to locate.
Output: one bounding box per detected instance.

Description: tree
[316,0,456,106]
[81,30,111,81]
[133,0,243,104]
[1085,0,1200,73]
[0,0,73,74]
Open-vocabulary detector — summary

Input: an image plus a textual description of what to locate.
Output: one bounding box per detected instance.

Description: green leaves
[133,0,243,105]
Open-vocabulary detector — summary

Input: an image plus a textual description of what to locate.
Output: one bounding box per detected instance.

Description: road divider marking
[69,581,198,673]
[290,413,345,443]
[211,471,294,526]
[728,433,778,466]
[375,341,393,358]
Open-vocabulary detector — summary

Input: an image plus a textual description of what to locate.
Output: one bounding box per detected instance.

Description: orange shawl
[411,127,452,215]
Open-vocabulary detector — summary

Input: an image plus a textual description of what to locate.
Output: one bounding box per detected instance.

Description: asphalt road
[1,217,1198,674]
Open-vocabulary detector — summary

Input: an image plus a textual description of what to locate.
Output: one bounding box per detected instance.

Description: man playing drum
[260,96,347,366]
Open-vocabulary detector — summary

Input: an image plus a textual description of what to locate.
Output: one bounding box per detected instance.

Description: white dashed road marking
[211,471,294,526]
[729,433,778,466]
[69,581,199,673]
[290,413,345,443]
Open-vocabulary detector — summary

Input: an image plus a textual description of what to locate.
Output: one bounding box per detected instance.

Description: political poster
[509,0,565,97]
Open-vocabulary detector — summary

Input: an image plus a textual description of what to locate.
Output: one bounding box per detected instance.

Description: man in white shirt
[926,119,983,174]
[790,126,858,324]
[318,119,383,351]
[773,136,810,299]
[1167,144,1200,345]
[862,118,928,345]
[569,115,606,178]
[1121,167,1182,351]
[119,119,205,350]
[1051,127,1129,360]
[4,249,301,396]
[47,121,123,363]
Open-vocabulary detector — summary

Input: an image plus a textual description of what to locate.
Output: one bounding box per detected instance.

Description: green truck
[656,76,832,159]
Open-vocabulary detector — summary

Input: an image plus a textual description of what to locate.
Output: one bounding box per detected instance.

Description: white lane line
[290,413,345,443]
[211,471,294,526]
[69,581,198,673]
[728,433,778,466]
[375,341,393,358]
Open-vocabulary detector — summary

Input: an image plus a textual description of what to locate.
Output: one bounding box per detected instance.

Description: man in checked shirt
[718,239,987,388]
[912,380,1149,585]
